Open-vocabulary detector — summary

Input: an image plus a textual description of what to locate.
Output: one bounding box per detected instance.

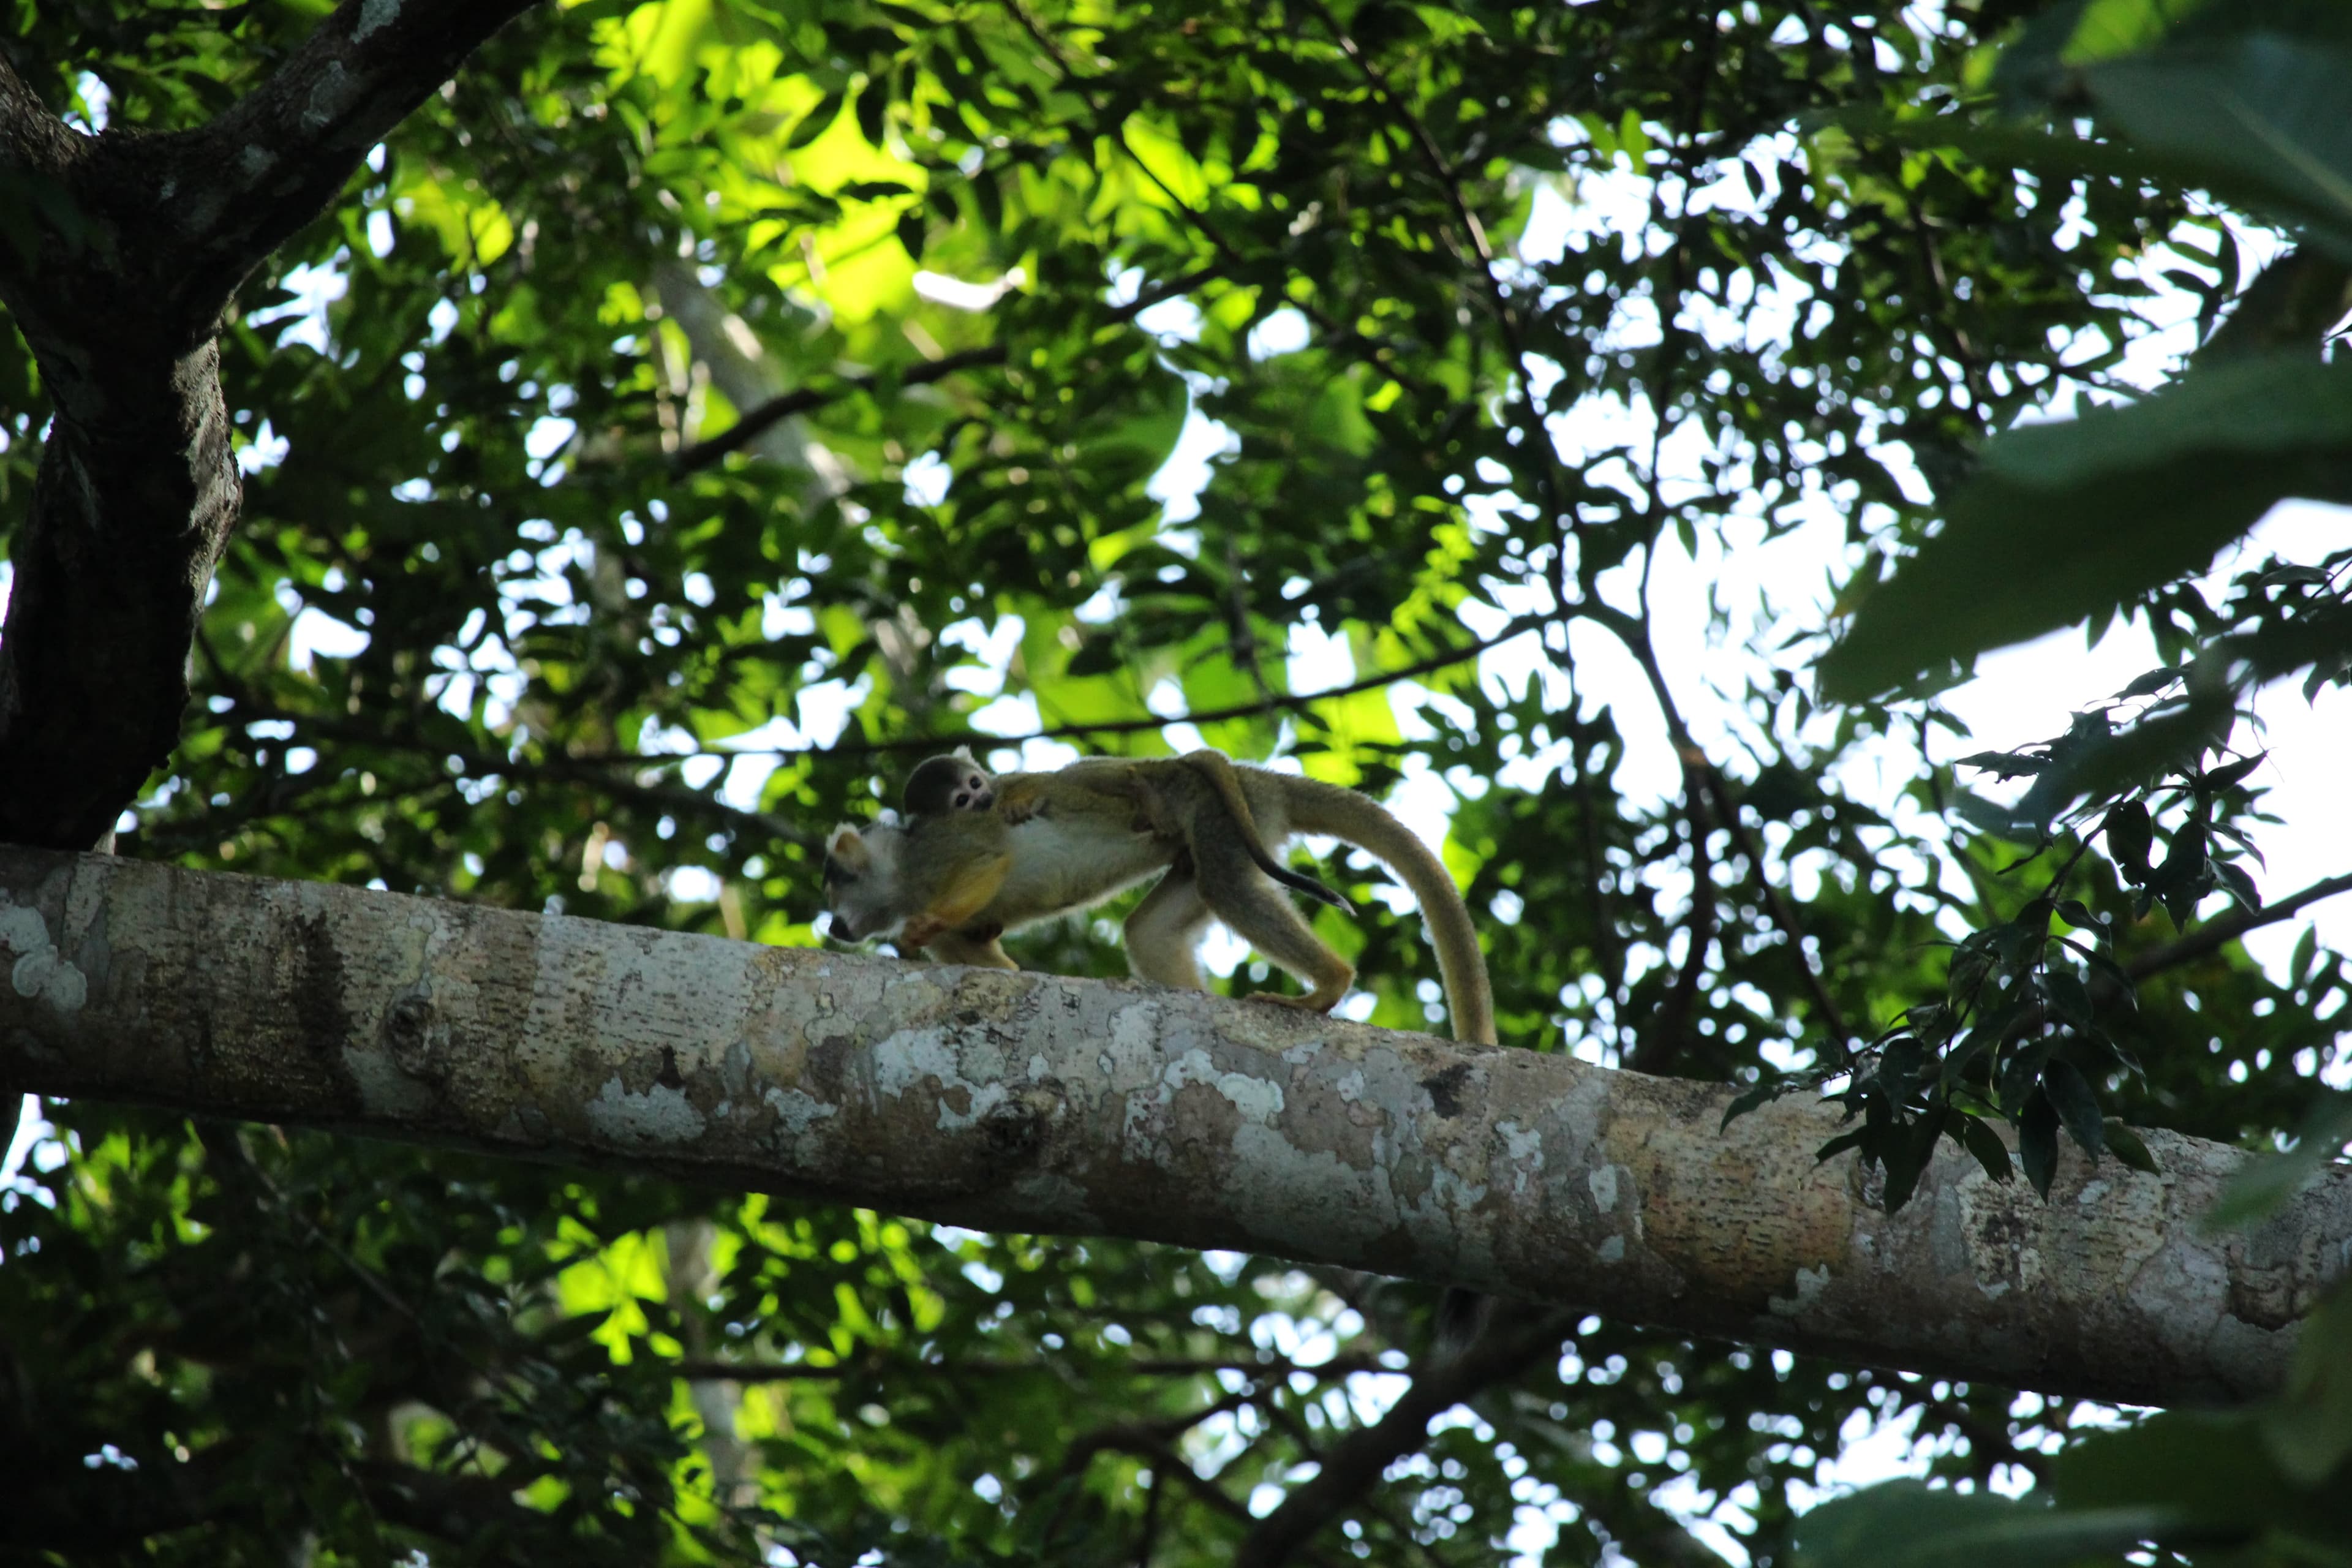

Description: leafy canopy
[2,0,2349,1564]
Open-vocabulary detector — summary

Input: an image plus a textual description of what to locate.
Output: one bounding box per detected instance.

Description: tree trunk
[0,1,540,848]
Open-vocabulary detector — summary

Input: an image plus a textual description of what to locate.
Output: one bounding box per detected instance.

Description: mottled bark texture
[2,847,2344,1408]
[0,0,540,849]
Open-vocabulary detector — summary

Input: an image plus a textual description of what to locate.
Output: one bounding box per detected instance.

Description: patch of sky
[275,578,369,673]
[246,258,350,356]
[1246,308,1310,360]
[67,73,110,132]
[913,266,1025,311]
[1,1095,58,1207]
[902,451,952,507]
[236,420,292,476]
[668,865,723,902]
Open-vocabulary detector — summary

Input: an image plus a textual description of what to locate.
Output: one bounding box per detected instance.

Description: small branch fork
[1235,1308,1578,1567]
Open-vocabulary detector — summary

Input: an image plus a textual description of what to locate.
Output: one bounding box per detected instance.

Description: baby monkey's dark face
[903,752,996,815]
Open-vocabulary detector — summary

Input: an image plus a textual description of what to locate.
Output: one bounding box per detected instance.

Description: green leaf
[2020,1089,2061,1198]
[2087,37,2352,249]
[2206,1092,2352,1229]
[788,89,846,149]
[2213,859,2262,910]
[2045,971,2095,1029]
[1721,1076,1792,1131]
[2103,801,2155,879]
[2054,899,2105,937]
[1818,356,2352,700]
[1816,1128,1869,1164]
[1961,1116,2015,1184]
[2043,1060,2106,1159]
[1794,1480,2177,1568]
[2102,1121,2160,1175]
[2057,1408,2352,1544]
[1884,1104,1948,1213]
[2200,752,2267,793]
[2086,950,2138,1008]
[2265,1287,2352,1488]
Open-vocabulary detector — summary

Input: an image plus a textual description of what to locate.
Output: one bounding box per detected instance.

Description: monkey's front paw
[1246,992,1340,1015]
[1000,798,1046,825]
[900,918,949,948]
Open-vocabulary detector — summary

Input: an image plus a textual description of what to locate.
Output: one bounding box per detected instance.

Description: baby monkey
[902,748,1351,915]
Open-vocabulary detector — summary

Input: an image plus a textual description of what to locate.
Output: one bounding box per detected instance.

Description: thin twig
[1704,767,1856,1049]
[1295,0,1571,537]
[572,616,1544,764]
[668,1351,1390,1384]
[2128,869,2352,980]
[213,698,812,846]
[1632,758,1718,1074]
[670,264,1223,475]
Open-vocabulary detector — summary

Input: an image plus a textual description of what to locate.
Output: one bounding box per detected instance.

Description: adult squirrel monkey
[901,748,1352,914]
[823,750,1495,1046]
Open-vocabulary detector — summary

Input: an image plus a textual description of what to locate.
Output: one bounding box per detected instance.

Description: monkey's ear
[826,825,871,872]
[951,745,979,766]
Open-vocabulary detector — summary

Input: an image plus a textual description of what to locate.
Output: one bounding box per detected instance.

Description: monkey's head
[820,819,909,944]
[903,748,993,815]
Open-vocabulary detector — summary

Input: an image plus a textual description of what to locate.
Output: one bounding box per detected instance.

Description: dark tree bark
[0,0,543,850]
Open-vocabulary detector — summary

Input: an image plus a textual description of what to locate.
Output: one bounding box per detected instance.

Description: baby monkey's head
[903,747,994,815]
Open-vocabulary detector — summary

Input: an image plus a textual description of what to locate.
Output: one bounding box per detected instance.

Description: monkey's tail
[1281,778,1497,1045]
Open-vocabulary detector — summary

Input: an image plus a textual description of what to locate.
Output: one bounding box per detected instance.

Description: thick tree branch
[179,0,544,313]
[0,848,2340,1411]
[0,2,540,853]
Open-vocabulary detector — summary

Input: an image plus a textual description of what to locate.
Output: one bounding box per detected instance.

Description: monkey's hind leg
[1124,872,1213,992]
[1193,834,1354,1013]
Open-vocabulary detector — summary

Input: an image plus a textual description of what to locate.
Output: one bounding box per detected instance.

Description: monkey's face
[944,768,993,810]
[821,822,907,943]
